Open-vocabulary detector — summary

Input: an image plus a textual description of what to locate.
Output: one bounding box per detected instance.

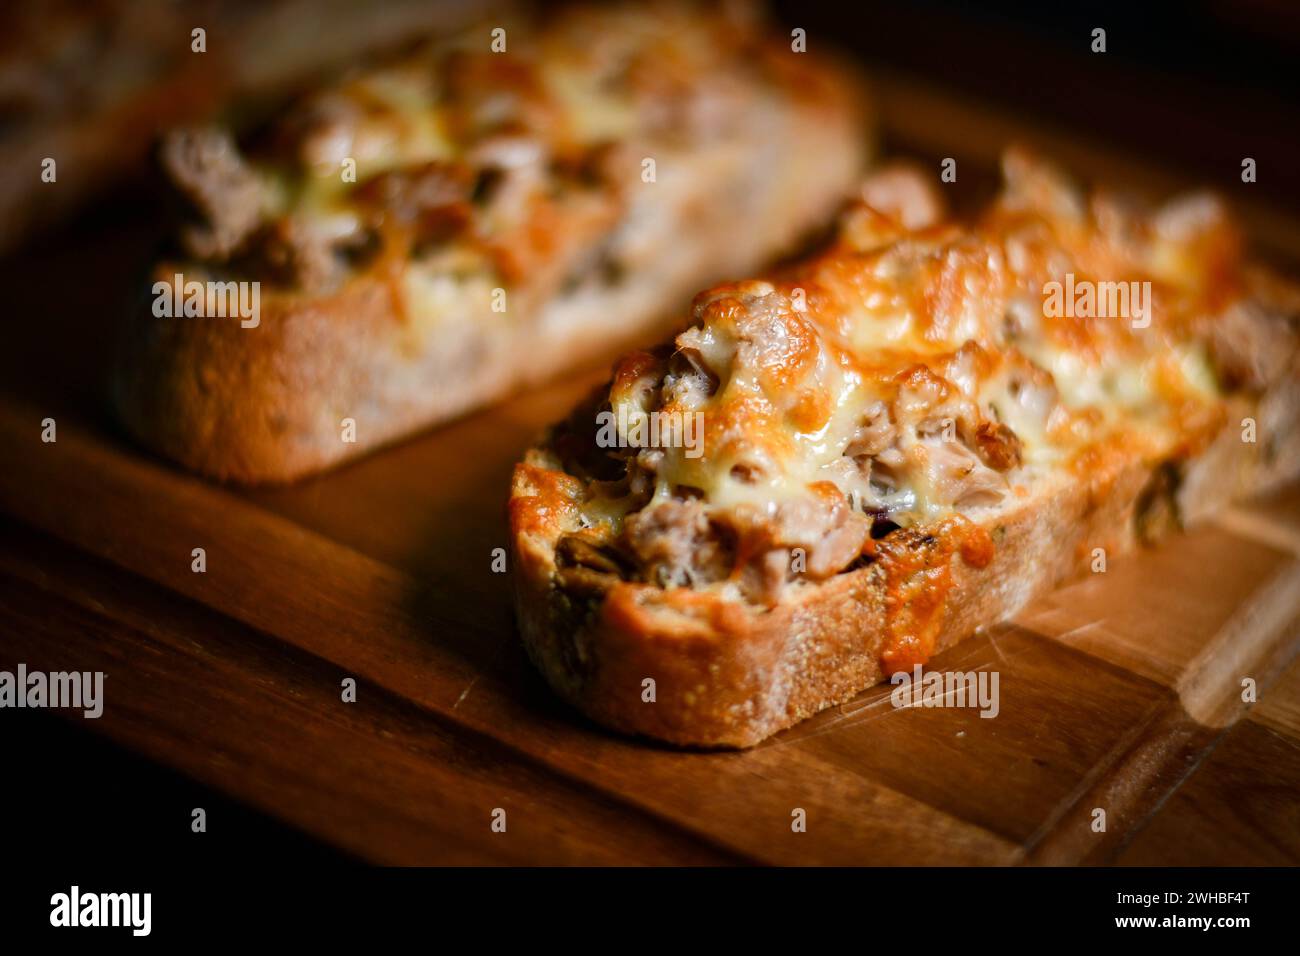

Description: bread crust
[510,355,1300,749]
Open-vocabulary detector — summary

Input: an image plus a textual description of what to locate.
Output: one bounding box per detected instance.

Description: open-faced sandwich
[112,1,869,483]
[509,149,1300,747]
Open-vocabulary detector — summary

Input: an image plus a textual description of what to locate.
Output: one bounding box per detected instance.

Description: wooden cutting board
[1,71,1298,866]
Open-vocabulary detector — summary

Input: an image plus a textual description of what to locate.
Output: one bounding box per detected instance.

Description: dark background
[5,0,1298,863]
[777,0,1299,213]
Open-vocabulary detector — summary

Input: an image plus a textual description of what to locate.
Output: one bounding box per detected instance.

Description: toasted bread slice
[509,152,1300,748]
[112,1,870,483]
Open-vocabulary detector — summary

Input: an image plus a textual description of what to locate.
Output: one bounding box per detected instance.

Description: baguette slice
[509,151,1300,748]
[112,1,870,483]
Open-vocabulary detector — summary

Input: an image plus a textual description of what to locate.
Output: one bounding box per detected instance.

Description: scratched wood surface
[1,70,1298,865]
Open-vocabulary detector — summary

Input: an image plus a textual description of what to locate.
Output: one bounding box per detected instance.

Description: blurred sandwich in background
[110,1,873,482]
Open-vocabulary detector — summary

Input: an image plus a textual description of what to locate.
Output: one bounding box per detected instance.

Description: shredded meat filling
[161,127,266,260]
[622,498,732,589]
[616,482,873,604]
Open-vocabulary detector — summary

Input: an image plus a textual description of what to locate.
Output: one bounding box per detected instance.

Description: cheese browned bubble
[567,150,1246,619]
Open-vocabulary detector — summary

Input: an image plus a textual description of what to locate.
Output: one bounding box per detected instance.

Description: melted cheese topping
[600,150,1246,532]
